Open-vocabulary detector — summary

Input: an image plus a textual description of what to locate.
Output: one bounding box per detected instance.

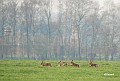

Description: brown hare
[58,61,67,67]
[41,61,51,67]
[70,60,79,68]
[89,60,98,67]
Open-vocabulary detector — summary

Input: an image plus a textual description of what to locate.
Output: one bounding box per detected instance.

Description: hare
[41,61,51,67]
[58,61,67,67]
[89,60,97,67]
[70,60,79,68]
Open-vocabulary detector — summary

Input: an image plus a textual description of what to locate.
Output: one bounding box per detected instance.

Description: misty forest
[0,0,120,61]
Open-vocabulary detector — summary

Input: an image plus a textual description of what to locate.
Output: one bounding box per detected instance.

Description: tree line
[0,0,120,61]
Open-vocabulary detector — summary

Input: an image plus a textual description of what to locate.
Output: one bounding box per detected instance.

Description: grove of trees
[0,0,120,61]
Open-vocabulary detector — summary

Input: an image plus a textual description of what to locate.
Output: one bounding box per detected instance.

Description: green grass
[0,60,120,81]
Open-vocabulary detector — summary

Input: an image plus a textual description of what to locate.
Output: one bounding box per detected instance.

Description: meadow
[0,60,120,81]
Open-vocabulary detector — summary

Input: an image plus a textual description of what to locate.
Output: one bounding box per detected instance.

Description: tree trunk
[1,0,5,59]
[77,28,81,60]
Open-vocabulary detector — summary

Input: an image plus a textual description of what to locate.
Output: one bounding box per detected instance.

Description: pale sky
[52,0,120,13]
[96,0,120,6]
[98,0,120,4]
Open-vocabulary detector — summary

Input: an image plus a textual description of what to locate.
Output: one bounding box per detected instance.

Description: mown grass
[0,60,120,81]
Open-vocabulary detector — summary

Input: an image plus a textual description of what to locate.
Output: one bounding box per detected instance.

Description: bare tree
[0,0,7,59]
[42,0,53,59]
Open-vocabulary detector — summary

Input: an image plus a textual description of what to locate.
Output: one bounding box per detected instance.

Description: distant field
[0,60,120,81]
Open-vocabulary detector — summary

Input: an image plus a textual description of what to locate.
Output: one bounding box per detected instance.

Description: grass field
[0,60,120,81]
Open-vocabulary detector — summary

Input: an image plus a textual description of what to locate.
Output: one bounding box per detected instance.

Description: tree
[65,0,95,60]
[0,0,7,58]
[42,0,53,59]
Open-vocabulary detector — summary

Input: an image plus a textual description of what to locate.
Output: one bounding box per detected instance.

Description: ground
[0,60,120,81]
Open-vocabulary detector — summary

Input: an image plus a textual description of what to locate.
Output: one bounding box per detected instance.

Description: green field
[0,60,120,81]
